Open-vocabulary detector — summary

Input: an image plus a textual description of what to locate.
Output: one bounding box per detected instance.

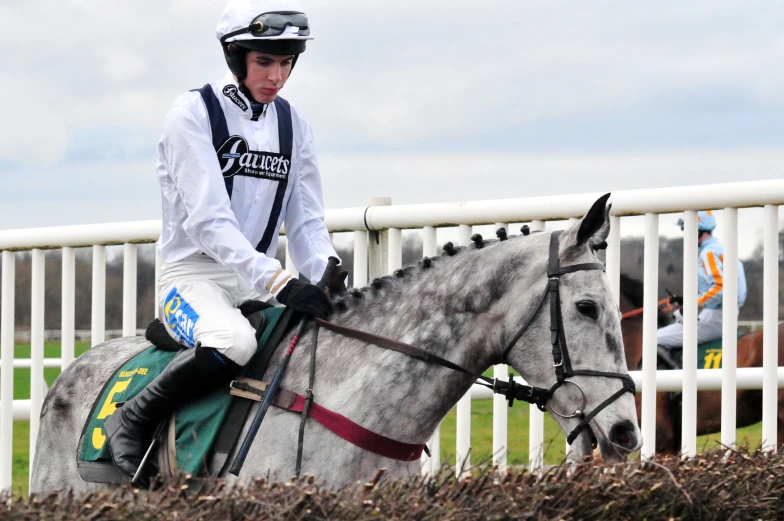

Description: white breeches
[656,307,724,349]
[158,254,272,365]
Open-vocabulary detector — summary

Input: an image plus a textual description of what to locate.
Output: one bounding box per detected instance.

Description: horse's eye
[576,300,598,319]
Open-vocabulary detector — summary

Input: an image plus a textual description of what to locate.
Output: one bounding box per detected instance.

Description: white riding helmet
[217,0,313,79]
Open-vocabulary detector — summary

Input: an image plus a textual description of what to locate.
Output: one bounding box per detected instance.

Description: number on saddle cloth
[656,336,739,371]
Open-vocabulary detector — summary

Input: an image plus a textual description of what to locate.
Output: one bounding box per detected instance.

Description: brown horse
[618,274,784,453]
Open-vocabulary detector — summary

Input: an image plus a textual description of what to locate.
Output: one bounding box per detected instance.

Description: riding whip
[229,256,340,476]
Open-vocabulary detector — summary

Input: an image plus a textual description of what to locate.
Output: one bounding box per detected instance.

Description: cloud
[98,47,151,82]
[317,147,784,208]
[0,0,782,167]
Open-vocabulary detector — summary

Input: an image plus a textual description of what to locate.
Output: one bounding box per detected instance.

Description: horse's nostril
[609,420,638,450]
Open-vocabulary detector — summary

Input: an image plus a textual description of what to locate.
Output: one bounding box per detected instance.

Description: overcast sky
[1,1,782,256]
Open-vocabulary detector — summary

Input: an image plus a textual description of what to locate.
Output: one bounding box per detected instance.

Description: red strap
[621,298,672,320]
[281,394,425,462]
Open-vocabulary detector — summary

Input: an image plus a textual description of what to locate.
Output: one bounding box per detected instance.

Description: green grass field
[3,342,766,497]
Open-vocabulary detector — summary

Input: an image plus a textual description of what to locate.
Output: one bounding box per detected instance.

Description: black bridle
[487,230,636,445]
[315,230,636,447]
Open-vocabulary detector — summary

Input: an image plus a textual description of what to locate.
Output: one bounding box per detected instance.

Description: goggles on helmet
[220,12,309,43]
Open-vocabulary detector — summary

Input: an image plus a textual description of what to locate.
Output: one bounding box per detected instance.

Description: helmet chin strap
[238,82,257,102]
[238,83,268,120]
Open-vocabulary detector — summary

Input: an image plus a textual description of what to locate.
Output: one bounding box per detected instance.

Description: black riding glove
[669,295,683,306]
[326,265,349,297]
[275,279,332,319]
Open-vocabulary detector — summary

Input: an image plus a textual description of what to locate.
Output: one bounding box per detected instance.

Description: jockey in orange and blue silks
[696,234,747,311]
[657,210,747,350]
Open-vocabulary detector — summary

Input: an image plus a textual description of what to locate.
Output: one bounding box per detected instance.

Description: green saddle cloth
[660,336,738,370]
[78,307,285,476]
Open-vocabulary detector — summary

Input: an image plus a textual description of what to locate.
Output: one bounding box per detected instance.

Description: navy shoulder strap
[193,86,294,256]
[255,96,293,254]
[193,84,234,198]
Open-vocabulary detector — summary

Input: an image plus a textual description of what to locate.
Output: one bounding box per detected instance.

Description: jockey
[657,210,747,351]
[104,0,338,480]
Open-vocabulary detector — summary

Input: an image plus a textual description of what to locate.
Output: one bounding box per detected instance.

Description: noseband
[315,230,636,447]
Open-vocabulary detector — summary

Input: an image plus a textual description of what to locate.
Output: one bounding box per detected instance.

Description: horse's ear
[573,193,611,248]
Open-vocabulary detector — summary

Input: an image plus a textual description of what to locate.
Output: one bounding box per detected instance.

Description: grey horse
[30,194,641,493]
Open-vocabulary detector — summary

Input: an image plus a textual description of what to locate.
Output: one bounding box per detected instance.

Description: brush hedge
[4,448,783,520]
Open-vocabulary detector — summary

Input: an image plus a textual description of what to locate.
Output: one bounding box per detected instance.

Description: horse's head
[501,194,641,462]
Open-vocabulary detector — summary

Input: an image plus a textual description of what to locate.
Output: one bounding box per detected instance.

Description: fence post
[61,247,75,369]
[762,204,779,450]
[641,213,659,460]
[420,226,439,476]
[681,211,698,457]
[607,215,621,304]
[366,197,391,281]
[456,224,472,477]
[1,251,15,491]
[528,220,545,472]
[721,208,738,450]
[92,245,106,346]
[493,223,509,474]
[123,243,137,337]
[353,231,368,288]
[29,249,46,481]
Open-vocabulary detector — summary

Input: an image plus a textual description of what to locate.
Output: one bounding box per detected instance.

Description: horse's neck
[300,239,544,442]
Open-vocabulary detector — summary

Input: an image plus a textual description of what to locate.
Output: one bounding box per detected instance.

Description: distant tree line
[0,230,782,331]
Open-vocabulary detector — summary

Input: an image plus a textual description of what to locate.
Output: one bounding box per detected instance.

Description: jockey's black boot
[103,344,238,481]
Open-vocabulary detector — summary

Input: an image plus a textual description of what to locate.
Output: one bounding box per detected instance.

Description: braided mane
[332,228,539,313]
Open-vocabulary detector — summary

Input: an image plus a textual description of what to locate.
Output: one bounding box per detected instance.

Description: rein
[314,230,636,449]
[621,298,672,320]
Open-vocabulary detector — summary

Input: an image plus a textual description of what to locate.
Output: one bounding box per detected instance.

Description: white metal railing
[1,179,783,489]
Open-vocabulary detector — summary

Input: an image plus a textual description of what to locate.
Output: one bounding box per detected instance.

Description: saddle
[76,300,297,485]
